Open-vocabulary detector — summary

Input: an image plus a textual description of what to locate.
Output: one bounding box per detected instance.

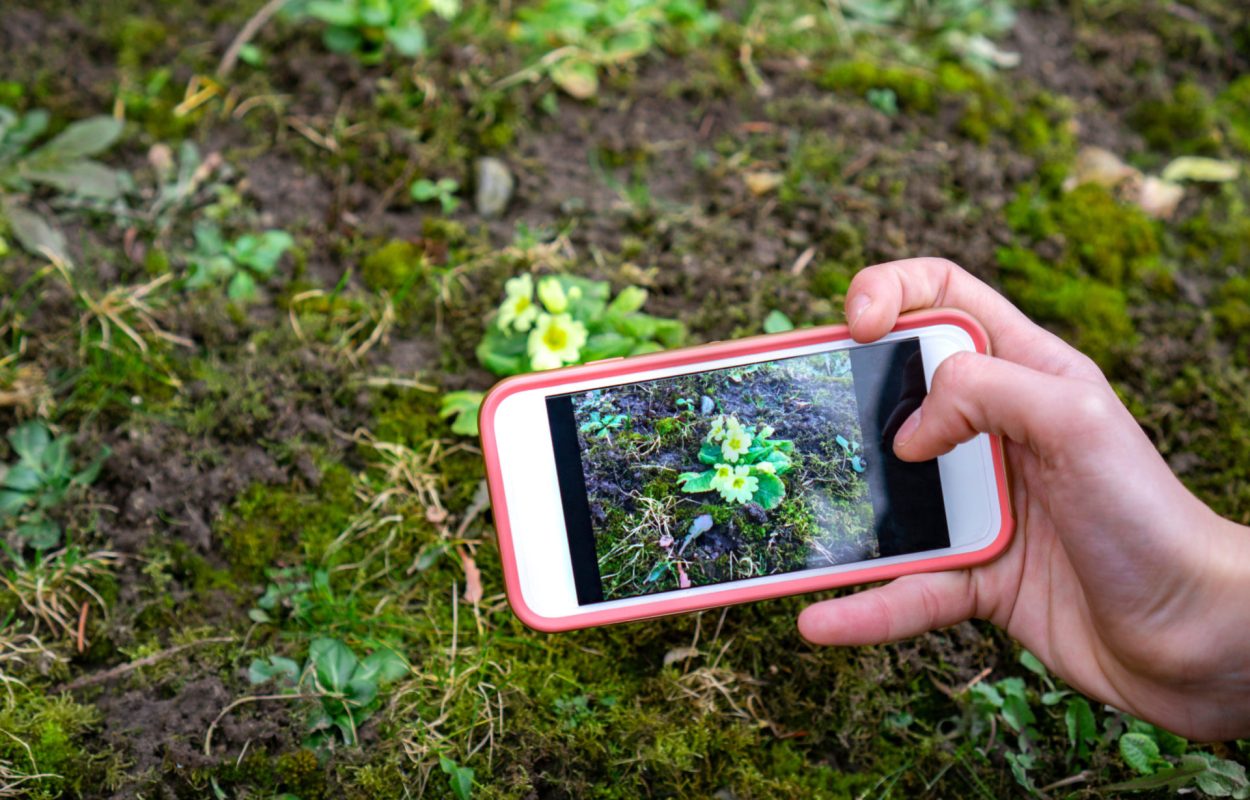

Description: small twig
[1039,771,1092,794]
[75,602,88,654]
[218,0,289,77]
[59,636,235,692]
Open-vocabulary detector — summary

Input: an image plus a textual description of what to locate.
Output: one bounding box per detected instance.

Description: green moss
[216,461,357,579]
[779,131,844,205]
[819,59,939,112]
[1214,276,1250,362]
[361,239,428,294]
[1220,75,1250,153]
[1005,183,1162,287]
[1128,81,1221,155]
[997,246,1135,368]
[0,689,116,799]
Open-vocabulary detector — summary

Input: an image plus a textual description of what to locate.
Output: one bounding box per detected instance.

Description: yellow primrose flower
[709,463,734,492]
[498,274,538,332]
[758,424,775,439]
[708,415,727,442]
[720,424,752,463]
[754,461,776,475]
[718,465,758,504]
[527,313,588,370]
[537,276,569,313]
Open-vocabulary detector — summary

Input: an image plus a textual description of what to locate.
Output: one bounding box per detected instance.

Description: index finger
[845,257,1100,379]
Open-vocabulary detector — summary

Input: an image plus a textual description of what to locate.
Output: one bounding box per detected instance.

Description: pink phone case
[479,308,1014,632]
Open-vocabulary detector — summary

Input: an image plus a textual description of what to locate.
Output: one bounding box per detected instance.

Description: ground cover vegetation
[0,0,1247,796]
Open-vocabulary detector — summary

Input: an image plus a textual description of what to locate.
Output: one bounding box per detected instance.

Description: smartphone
[480,309,1012,632]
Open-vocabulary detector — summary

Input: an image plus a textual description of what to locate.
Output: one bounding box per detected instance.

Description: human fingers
[891,351,1120,462]
[797,571,978,645]
[845,257,1100,379]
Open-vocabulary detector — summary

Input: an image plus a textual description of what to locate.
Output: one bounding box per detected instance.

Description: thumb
[891,351,1121,463]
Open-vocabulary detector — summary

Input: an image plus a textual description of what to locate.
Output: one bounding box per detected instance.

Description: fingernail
[849,293,872,326]
[895,406,922,447]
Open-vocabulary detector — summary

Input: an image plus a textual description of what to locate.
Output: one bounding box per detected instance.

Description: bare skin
[797,257,1250,741]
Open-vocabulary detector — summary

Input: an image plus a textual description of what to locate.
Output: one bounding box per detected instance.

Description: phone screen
[546,337,950,605]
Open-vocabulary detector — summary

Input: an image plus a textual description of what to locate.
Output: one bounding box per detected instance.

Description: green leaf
[249,655,299,684]
[359,0,392,27]
[581,332,634,362]
[322,24,363,53]
[550,57,599,100]
[1064,697,1096,759]
[606,286,647,315]
[346,675,379,707]
[19,517,60,550]
[232,230,293,274]
[357,647,409,685]
[751,472,786,510]
[440,756,474,800]
[603,28,652,62]
[676,470,716,493]
[1195,753,1250,797]
[1155,725,1189,757]
[41,436,69,481]
[0,490,30,516]
[1104,758,1208,792]
[476,326,529,376]
[30,116,122,161]
[1018,649,1047,678]
[309,638,358,693]
[1120,732,1162,776]
[3,465,42,492]
[763,310,794,333]
[227,270,257,301]
[440,391,484,437]
[25,159,124,199]
[386,24,427,56]
[306,0,361,26]
[697,440,722,465]
[430,0,460,19]
[5,205,66,260]
[645,560,670,584]
[9,421,50,462]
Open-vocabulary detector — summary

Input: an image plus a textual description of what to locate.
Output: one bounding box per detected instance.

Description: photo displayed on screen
[546,338,952,605]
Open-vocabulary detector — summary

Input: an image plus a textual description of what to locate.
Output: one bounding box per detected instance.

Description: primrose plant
[0,107,126,259]
[440,273,685,436]
[510,0,721,99]
[287,0,460,63]
[185,222,294,301]
[0,421,108,550]
[677,414,794,510]
[249,637,408,750]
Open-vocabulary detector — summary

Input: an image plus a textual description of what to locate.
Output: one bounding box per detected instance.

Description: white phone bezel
[491,324,1000,619]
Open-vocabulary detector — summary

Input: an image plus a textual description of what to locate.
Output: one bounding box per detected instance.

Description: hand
[797,257,1250,741]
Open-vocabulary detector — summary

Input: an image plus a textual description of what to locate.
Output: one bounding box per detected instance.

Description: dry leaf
[1064,146,1139,192]
[658,533,674,549]
[677,562,692,589]
[744,171,783,196]
[458,546,483,604]
[1136,176,1185,219]
[1160,156,1241,183]
[663,646,700,667]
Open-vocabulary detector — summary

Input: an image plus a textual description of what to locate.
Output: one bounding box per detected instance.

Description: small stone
[700,396,715,415]
[475,157,514,218]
